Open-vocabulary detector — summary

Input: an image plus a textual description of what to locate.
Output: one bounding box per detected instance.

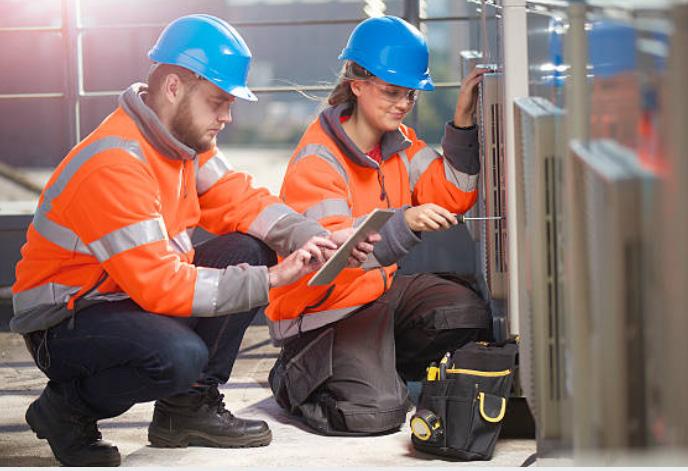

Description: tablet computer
[307,208,394,287]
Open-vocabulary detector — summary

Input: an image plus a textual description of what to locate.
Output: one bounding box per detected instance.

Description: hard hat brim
[226,84,258,102]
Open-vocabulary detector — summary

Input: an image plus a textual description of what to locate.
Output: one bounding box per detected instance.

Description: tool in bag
[410,339,518,461]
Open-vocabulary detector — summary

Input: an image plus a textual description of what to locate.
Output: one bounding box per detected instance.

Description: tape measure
[410,409,443,442]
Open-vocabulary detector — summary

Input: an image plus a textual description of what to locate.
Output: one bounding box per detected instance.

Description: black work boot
[148,386,272,448]
[25,385,121,467]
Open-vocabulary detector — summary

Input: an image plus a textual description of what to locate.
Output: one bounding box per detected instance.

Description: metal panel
[477,71,507,300]
[514,96,567,453]
[460,49,483,79]
[646,2,688,448]
[568,139,654,451]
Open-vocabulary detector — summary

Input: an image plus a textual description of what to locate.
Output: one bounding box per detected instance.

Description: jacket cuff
[265,213,329,257]
[211,265,270,316]
[373,206,422,267]
[441,121,480,175]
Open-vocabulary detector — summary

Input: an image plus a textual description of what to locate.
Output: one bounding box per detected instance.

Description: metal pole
[501,0,529,336]
[566,1,589,144]
[61,0,80,145]
[404,0,421,131]
[664,2,688,447]
[403,0,421,27]
[563,0,591,454]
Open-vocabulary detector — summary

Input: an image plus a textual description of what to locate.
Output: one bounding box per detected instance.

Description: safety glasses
[366,79,420,104]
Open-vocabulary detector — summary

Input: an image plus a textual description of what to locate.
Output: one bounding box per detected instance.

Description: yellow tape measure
[410,409,443,442]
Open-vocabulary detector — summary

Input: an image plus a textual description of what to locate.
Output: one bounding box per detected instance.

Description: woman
[267,16,490,435]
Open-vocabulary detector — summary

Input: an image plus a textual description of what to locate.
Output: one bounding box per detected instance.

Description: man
[11,14,375,467]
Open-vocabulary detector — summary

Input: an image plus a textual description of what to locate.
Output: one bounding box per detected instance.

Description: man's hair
[147,63,201,97]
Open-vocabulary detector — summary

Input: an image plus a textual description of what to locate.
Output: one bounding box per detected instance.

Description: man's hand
[328,227,381,268]
[268,236,336,288]
[404,203,458,232]
[453,66,489,128]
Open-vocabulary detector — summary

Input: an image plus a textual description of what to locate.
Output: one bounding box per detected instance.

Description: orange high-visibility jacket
[11,83,325,335]
[266,103,480,343]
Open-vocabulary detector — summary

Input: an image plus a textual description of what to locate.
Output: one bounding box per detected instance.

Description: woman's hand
[404,204,458,232]
[327,228,381,267]
[453,67,490,128]
[268,236,336,287]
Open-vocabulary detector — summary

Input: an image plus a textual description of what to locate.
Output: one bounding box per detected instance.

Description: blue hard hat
[547,18,637,84]
[588,20,637,77]
[148,14,257,101]
[339,16,434,91]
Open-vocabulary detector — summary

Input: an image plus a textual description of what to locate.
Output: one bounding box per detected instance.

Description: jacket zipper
[376,167,390,207]
[183,160,189,199]
[298,285,336,335]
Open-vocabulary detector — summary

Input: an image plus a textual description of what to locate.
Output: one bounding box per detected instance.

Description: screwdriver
[456,215,503,224]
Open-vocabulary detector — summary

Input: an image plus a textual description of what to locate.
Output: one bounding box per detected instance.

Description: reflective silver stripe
[12,282,80,314]
[443,159,479,193]
[83,291,130,302]
[33,216,90,254]
[88,217,167,263]
[32,136,145,254]
[192,267,222,315]
[292,144,349,184]
[247,203,294,240]
[399,150,411,177]
[409,146,440,192]
[304,198,351,220]
[170,228,194,254]
[268,305,361,343]
[197,151,234,195]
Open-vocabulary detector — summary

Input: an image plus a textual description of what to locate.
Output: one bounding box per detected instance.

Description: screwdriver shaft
[462,216,502,221]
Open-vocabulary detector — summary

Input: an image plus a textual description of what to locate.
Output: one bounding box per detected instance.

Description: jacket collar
[119,83,197,161]
[319,103,411,169]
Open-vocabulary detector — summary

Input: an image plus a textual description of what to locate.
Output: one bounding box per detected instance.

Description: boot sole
[26,402,121,467]
[148,427,272,448]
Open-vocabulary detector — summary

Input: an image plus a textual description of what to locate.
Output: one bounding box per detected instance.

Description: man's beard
[170,95,213,152]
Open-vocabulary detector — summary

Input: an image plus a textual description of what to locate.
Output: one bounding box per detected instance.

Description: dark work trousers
[23,233,276,421]
[269,273,490,436]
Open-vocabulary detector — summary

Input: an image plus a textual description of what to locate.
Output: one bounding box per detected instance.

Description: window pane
[78,0,405,26]
[241,23,354,86]
[0,32,65,93]
[219,90,328,147]
[414,87,458,145]
[81,28,161,92]
[79,95,119,139]
[0,98,71,167]
[0,0,61,28]
[79,0,226,27]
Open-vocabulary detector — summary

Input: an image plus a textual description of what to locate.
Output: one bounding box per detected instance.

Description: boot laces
[74,417,102,443]
[204,388,235,419]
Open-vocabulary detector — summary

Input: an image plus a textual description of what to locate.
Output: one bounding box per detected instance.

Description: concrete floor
[0,326,536,468]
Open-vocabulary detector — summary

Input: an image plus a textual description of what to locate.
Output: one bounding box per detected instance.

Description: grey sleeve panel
[194,265,270,317]
[263,213,329,257]
[441,122,480,175]
[373,206,422,267]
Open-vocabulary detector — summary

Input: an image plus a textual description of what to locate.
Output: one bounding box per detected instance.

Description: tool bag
[410,340,518,461]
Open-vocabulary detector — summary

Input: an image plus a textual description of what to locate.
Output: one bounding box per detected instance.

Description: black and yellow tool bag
[410,341,518,461]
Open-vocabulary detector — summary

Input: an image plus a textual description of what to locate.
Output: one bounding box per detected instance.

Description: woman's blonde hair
[327,61,372,107]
